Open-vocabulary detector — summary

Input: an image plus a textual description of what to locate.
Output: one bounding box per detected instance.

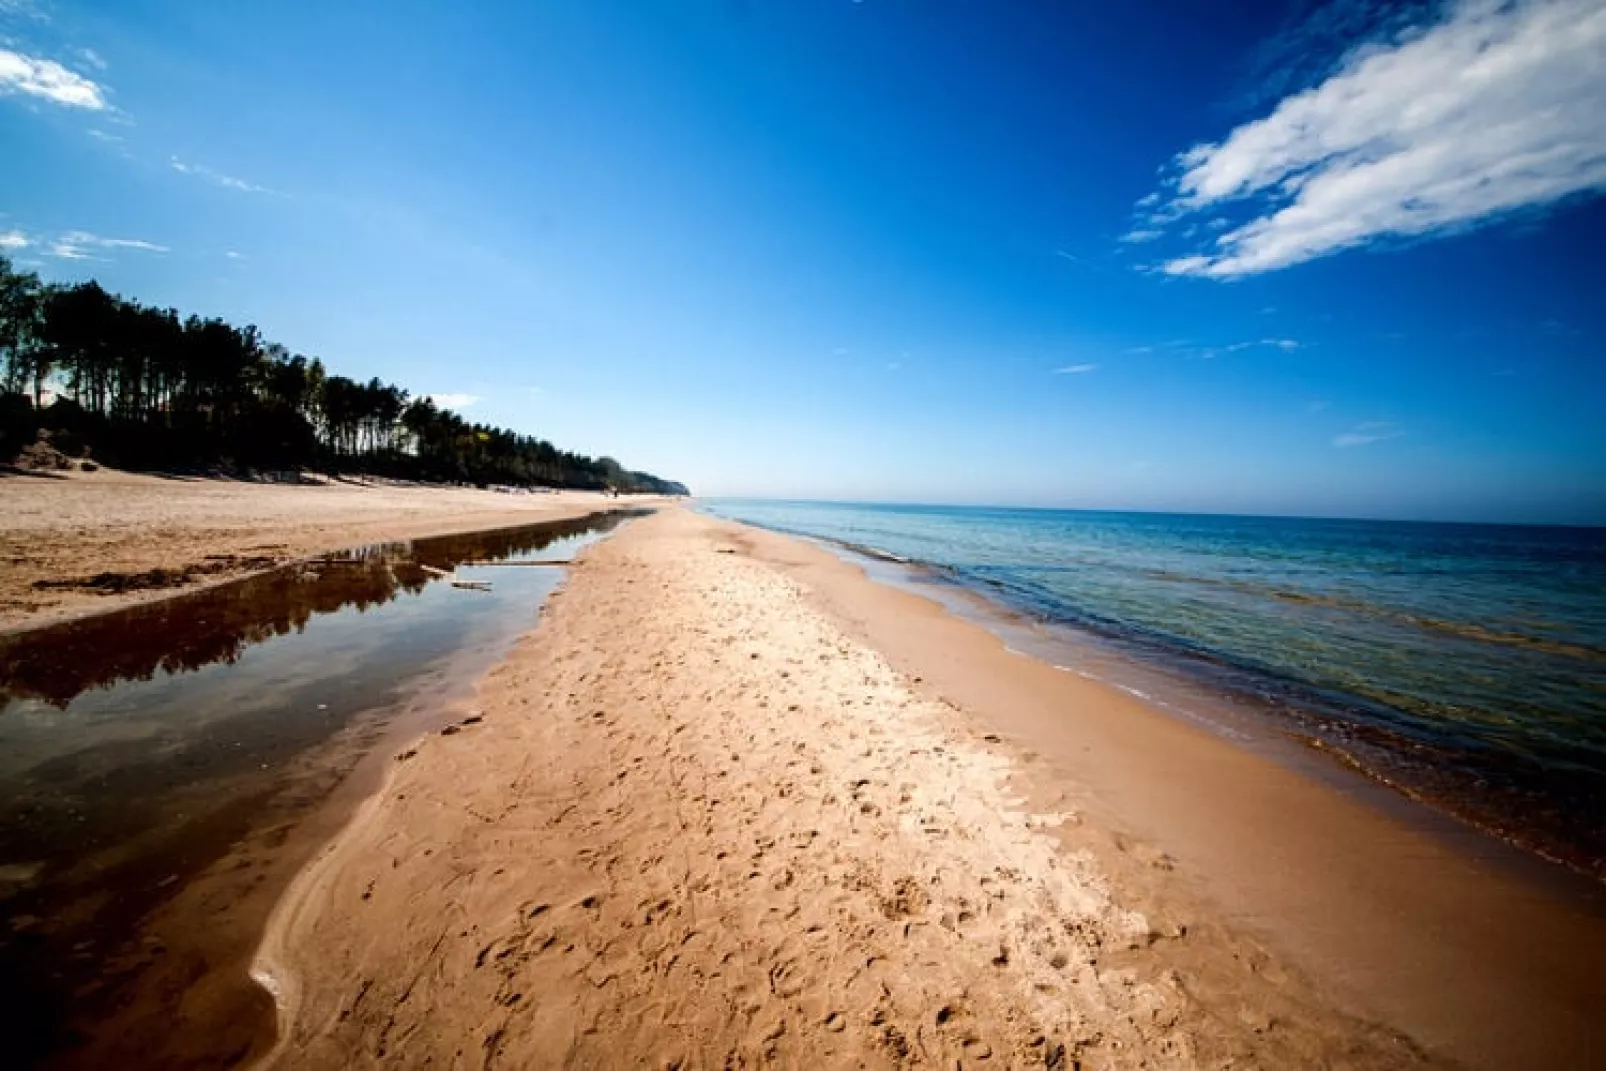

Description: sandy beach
[0,467,649,633]
[247,506,1606,1070]
[4,496,1601,1068]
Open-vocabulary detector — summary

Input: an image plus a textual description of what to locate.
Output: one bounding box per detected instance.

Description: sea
[700,499,1606,879]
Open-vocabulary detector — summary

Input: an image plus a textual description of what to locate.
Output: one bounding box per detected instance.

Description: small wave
[1267,589,1606,662]
[1132,570,1605,664]
[710,519,913,567]
[837,540,910,565]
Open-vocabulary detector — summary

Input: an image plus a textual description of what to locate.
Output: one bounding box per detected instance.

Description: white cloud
[47,241,96,261]
[427,392,480,410]
[61,230,167,252]
[224,249,245,260]
[170,156,277,195]
[1119,228,1163,244]
[0,48,107,109]
[86,127,122,143]
[1137,0,1606,278]
[1160,337,1302,360]
[1334,421,1403,448]
[0,229,28,250]
[0,0,49,17]
[1222,337,1301,353]
[47,230,168,259]
[77,48,107,71]
[1053,363,1098,374]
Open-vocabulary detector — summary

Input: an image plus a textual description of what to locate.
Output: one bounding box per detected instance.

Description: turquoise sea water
[702,499,1606,876]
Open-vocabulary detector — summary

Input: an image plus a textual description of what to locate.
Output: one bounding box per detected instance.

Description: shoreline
[0,466,666,634]
[78,668,489,1070]
[723,513,1606,1068]
[721,514,1606,885]
[247,507,1606,1069]
[0,510,646,1068]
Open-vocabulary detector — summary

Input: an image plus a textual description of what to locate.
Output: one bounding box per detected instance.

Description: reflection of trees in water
[0,510,641,711]
[408,509,635,570]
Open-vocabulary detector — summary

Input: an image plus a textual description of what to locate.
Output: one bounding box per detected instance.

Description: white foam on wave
[1052,664,1099,681]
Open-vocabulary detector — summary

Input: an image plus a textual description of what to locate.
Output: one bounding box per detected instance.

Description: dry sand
[252,508,1459,1069]
[0,467,649,632]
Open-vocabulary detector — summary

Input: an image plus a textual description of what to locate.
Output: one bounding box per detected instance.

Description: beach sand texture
[0,468,639,632]
[253,508,1426,1069]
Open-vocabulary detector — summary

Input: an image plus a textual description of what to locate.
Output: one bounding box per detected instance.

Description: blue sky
[2,0,1603,523]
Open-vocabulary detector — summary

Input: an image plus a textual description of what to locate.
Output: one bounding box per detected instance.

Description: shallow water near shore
[0,509,644,1067]
[703,499,1606,879]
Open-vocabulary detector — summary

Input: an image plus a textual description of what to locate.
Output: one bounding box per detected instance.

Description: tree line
[0,255,687,494]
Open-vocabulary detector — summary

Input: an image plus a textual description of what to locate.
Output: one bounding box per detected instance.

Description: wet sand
[0,513,642,1069]
[0,466,655,632]
[251,506,1606,1069]
[743,517,1606,1068]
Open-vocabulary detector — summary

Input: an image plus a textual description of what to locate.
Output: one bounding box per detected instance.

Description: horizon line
[694,495,1606,531]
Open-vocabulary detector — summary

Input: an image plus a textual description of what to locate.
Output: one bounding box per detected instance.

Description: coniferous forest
[0,256,687,494]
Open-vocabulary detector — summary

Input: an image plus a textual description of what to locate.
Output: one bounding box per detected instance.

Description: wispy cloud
[47,229,168,260]
[1334,421,1403,448]
[85,127,122,143]
[427,392,480,410]
[1053,363,1098,375]
[47,241,98,261]
[76,47,107,72]
[1223,337,1300,353]
[0,47,108,109]
[67,231,165,252]
[1132,0,1606,278]
[0,0,50,17]
[1052,248,1079,261]
[223,249,245,260]
[170,156,278,195]
[1171,337,1301,360]
[0,229,28,250]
